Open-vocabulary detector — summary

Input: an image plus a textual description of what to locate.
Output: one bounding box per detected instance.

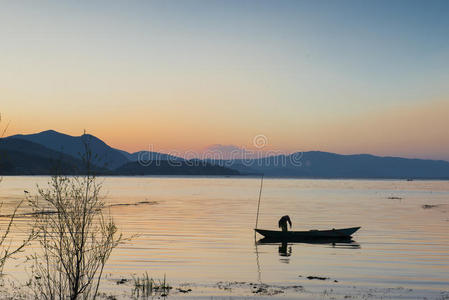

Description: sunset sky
[1,1,449,160]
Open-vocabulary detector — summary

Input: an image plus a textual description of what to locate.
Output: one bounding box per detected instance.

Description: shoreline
[2,174,449,181]
[97,277,449,300]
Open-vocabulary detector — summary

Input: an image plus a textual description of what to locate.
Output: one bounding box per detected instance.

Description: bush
[28,140,122,300]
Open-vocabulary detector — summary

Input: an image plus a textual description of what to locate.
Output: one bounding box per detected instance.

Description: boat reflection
[278,242,292,257]
[254,236,360,279]
[257,237,361,251]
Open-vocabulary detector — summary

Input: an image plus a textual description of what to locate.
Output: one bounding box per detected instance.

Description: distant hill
[0,138,90,175]
[115,160,239,176]
[8,130,128,169]
[4,130,449,179]
[117,150,181,162]
[215,151,449,179]
[0,134,238,176]
[7,130,184,170]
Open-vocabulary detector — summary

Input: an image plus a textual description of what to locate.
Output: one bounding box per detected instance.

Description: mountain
[4,130,449,179]
[8,130,184,170]
[0,138,91,175]
[115,160,239,176]
[0,132,238,176]
[8,130,130,169]
[118,150,181,162]
[215,151,449,179]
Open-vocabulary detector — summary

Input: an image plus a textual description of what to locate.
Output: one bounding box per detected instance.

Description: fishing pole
[255,174,264,229]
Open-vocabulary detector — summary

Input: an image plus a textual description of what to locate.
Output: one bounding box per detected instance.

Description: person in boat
[278,215,292,232]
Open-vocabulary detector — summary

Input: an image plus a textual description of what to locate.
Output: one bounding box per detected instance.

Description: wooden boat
[253,176,361,243]
[255,226,360,240]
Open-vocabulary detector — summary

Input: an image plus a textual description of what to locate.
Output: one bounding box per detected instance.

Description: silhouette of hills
[118,150,181,162]
[3,130,449,178]
[8,130,129,169]
[0,132,238,175]
[214,151,449,179]
[0,138,91,175]
[116,160,239,176]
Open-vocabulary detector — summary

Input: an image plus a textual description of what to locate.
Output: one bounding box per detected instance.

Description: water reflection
[2,176,449,293]
[254,237,361,278]
[257,237,361,254]
[278,242,292,257]
[278,242,292,264]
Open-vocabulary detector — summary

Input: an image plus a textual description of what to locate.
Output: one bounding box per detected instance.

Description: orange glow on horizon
[4,99,449,161]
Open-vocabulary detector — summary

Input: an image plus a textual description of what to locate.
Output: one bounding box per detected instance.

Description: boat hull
[255,226,360,240]
[257,236,358,246]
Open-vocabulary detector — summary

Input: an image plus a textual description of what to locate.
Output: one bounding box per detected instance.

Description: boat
[253,176,361,243]
[255,226,360,241]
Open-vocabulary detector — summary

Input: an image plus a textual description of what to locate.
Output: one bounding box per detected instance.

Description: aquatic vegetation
[422,204,441,209]
[132,273,171,298]
[216,281,303,296]
[176,287,192,293]
[108,201,158,208]
[306,276,329,280]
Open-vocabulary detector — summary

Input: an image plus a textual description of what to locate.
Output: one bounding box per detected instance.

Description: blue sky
[1,1,449,159]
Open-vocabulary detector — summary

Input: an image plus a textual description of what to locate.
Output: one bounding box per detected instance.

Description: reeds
[132,273,171,298]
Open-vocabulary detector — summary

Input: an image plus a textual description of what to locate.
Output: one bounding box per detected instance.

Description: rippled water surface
[1,176,448,297]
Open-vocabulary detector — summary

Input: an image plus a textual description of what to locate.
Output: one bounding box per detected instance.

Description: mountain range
[1,130,449,179]
[0,130,236,175]
[215,152,449,179]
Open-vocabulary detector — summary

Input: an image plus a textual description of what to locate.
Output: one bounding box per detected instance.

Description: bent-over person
[278,215,292,232]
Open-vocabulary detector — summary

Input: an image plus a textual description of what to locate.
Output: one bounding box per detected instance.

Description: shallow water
[1,176,448,297]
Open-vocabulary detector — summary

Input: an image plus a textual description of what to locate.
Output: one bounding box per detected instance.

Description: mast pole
[255,174,264,229]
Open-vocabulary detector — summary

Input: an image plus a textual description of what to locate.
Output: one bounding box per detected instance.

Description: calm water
[1,176,449,297]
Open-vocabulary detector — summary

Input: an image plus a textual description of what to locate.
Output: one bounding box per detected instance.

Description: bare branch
[28,135,124,300]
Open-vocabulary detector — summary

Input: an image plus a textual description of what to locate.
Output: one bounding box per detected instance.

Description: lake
[1,176,448,299]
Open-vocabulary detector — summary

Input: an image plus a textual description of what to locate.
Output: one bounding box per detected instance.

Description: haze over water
[1,176,448,298]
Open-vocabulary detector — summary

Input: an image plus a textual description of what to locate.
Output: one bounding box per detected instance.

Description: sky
[1,0,449,160]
